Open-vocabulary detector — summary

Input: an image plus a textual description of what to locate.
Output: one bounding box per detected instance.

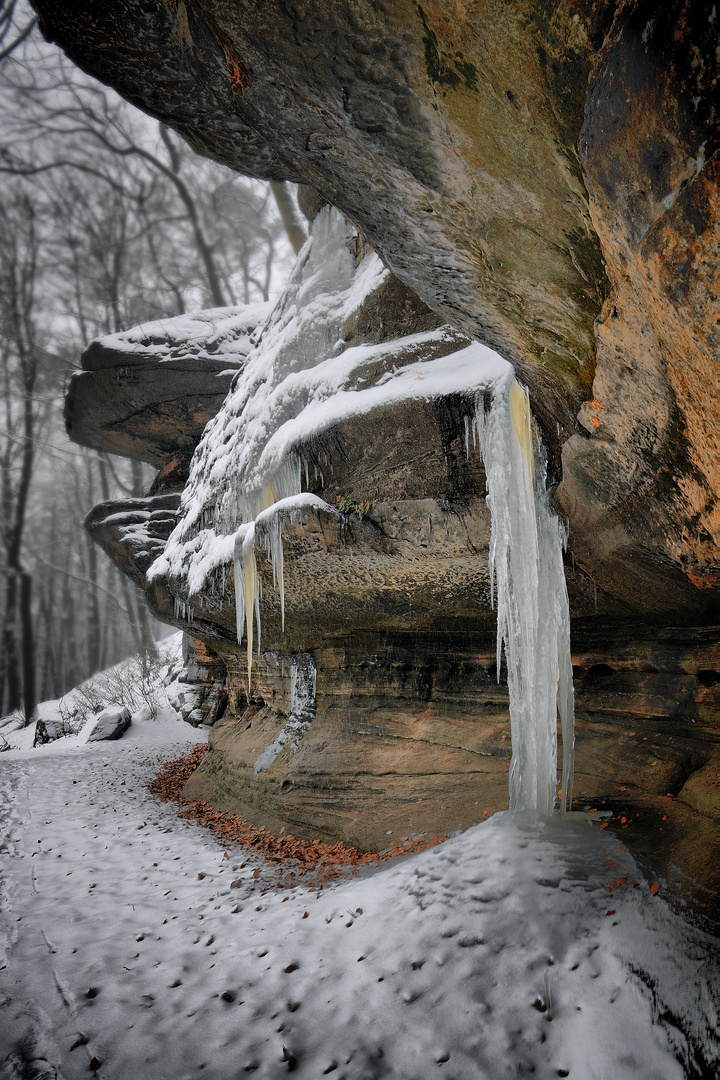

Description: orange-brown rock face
[558,4,720,617]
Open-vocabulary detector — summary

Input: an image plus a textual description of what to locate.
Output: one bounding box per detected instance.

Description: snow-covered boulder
[87,706,132,742]
[33,717,73,746]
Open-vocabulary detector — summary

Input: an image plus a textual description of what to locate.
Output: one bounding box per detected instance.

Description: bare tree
[0,191,41,722]
[0,0,35,62]
[0,16,300,715]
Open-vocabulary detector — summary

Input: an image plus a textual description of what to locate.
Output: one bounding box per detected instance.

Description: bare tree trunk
[130,458,145,497]
[38,578,56,701]
[270,181,307,254]
[2,573,21,713]
[19,569,35,721]
[83,456,103,674]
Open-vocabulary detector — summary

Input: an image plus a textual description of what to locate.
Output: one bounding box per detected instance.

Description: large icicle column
[477,374,575,815]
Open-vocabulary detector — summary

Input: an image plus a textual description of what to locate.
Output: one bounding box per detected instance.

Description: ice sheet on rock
[475,374,574,814]
[253,652,317,775]
[150,209,367,584]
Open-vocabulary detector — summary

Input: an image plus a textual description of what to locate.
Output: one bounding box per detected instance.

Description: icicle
[243,526,259,693]
[264,516,285,632]
[476,373,574,814]
[233,530,246,647]
[229,456,303,692]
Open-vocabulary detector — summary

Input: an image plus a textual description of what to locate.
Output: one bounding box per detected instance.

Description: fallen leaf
[650,882,660,896]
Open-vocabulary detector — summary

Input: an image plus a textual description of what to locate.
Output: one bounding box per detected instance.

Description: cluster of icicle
[232,456,304,689]
[473,372,575,814]
[230,369,574,815]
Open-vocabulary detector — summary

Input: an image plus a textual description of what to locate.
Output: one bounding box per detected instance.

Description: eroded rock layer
[181,624,719,915]
[66,304,269,470]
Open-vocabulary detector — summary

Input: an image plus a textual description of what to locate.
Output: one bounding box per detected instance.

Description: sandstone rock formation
[66,304,270,477]
[85,494,182,590]
[73,215,718,920]
[33,0,720,621]
[41,0,719,917]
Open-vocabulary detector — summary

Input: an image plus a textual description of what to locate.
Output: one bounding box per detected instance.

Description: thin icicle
[232,492,337,693]
[476,373,574,814]
[233,528,247,648]
[264,516,286,632]
[242,528,260,692]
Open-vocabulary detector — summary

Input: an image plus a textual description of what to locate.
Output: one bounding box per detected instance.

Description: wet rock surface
[166,636,230,728]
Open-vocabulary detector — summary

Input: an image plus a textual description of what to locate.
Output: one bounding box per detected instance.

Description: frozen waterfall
[475,373,575,814]
[151,202,575,814]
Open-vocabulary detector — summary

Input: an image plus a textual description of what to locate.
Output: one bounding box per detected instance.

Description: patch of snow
[0,633,187,754]
[0,729,716,1079]
[95,302,272,367]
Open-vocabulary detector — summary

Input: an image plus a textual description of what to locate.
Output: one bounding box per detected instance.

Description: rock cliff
[44,1,719,917]
[34,0,720,615]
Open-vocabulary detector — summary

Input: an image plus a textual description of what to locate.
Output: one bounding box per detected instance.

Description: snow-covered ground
[0,651,718,1079]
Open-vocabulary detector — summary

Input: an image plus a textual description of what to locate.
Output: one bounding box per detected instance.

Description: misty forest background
[0,0,304,722]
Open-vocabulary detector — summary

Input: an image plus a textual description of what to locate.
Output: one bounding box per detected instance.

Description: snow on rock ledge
[149,207,509,610]
[65,302,271,470]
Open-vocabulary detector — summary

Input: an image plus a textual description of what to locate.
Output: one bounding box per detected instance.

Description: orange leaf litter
[149,744,448,889]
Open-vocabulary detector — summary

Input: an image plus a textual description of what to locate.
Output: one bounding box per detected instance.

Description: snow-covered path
[0,721,717,1080]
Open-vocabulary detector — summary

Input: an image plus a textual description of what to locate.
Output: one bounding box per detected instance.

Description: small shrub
[337,495,378,520]
[57,645,165,729]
